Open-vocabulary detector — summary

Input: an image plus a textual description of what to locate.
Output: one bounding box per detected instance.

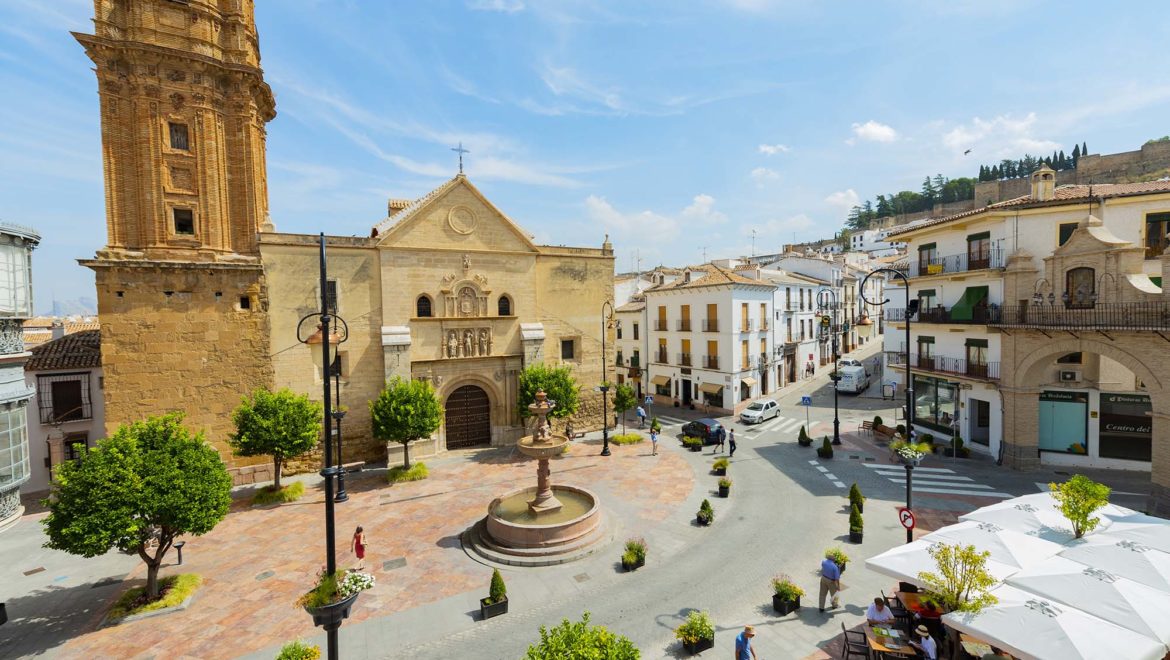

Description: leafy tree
[525,611,639,659]
[370,377,443,469]
[917,542,998,614]
[229,387,322,490]
[611,383,636,433]
[1050,475,1111,538]
[517,363,580,423]
[42,413,231,599]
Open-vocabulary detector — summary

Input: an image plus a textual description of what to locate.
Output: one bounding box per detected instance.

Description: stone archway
[445,385,491,449]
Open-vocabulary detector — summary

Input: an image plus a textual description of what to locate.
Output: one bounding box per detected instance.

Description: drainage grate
[383,557,407,571]
[849,455,861,459]
[573,573,590,583]
[255,570,275,581]
[863,457,876,462]
[23,567,45,576]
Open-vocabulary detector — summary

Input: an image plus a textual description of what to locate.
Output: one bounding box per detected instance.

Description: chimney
[1031,164,1055,201]
[51,320,65,340]
[387,198,411,216]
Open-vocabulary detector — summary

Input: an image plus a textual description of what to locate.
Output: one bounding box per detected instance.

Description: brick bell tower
[75,0,277,479]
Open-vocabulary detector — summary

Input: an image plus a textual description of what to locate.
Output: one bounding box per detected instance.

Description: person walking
[729,428,737,457]
[818,554,842,612]
[351,525,367,570]
[650,428,659,456]
[715,427,726,454]
[636,405,647,428]
[735,625,758,660]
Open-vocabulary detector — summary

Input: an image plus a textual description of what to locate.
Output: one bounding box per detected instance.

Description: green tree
[370,377,443,469]
[1082,141,1088,157]
[916,542,998,614]
[525,611,640,659]
[1050,475,1111,538]
[229,387,322,490]
[611,383,636,433]
[517,363,580,423]
[1072,143,1081,166]
[42,413,231,599]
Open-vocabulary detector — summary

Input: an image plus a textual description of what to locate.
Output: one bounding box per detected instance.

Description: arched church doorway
[445,385,491,449]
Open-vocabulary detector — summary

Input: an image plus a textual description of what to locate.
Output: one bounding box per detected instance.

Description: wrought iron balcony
[703,355,719,369]
[759,320,769,331]
[991,302,1170,331]
[677,319,692,331]
[702,319,719,332]
[654,320,669,331]
[739,319,755,333]
[912,248,1005,277]
[885,351,999,380]
[885,305,1002,325]
[656,350,669,364]
[677,352,692,367]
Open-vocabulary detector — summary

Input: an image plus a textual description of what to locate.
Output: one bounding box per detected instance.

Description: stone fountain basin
[486,485,601,550]
[517,435,568,459]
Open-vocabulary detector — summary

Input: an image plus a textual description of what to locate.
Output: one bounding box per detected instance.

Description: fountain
[462,389,606,567]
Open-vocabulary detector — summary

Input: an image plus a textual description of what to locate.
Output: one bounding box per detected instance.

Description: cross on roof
[451,142,470,174]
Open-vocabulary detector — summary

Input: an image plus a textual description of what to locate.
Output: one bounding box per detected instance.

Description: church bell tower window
[173,209,195,235]
[169,123,189,151]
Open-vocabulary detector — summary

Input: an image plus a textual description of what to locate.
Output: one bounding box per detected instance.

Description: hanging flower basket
[304,591,359,630]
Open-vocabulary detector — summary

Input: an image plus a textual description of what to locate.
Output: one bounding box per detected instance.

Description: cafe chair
[840,622,871,660]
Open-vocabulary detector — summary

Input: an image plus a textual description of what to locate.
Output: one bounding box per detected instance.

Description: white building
[614,297,647,400]
[848,228,905,257]
[643,264,776,414]
[0,223,39,532]
[21,329,104,495]
[739,267,826,385]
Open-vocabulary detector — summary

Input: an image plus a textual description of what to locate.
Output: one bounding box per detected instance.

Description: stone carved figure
[447,330,458,358]
[462,253,471,270]
[479,329,490,356]
[464,329,475,357]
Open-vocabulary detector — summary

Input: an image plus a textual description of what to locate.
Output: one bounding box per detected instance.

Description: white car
[838,358,871,377]
[740,398,780,424]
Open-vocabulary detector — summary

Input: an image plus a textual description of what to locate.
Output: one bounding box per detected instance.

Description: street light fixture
[860,267,916,543]
[816,289,842,445]
[295,233,350,659]
[600,300,615,456]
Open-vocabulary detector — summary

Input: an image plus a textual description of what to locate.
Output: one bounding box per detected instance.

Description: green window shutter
[917,336,935,344]
[1152,276,1163,287]
[916,288,936,297]
[950,285,990,321]
[1058,223,1077,246]
[965,338,989,348]
[966,231,991,242]
[918,242,937,252]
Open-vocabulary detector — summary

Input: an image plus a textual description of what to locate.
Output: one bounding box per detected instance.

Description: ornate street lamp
[600,299,615,456]
[816,289,842,445]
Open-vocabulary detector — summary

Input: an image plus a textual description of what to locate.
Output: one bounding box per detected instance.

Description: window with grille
[325,280,338,314]
[63,432,89,462]
[416,295,431,318]
[169,122,189,150]
[498,295,511,316]
[38,374,92,424]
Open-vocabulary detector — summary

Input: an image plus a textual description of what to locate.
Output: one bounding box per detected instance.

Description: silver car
[740,398,779,424]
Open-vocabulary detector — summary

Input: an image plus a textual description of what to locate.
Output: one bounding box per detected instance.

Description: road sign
[644,396,654,406]
[800,396,812,407]
[898,507,916,530]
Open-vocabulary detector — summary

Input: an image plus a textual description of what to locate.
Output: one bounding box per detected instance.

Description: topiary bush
[816,436,833,459]
[488,568,507,605]
[798,425,812,446]
[849,503,863,532]
[873,415,883,427]
[848,483,864,510]
[697,499,714,525]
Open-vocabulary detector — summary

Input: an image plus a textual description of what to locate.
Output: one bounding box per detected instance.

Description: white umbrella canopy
[1006,555,1170,645]
[1060,536,1170,592]
[959,492,1133,543]
[942,584,1168,660]
[865,537,1022,586]
[1099,512,1170,554]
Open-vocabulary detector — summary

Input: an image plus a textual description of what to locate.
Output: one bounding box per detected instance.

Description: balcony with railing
[885,351,999,380]
[910,248,1005,278]
[656,349,669,364]
[991,302,1170,331]
[758,353,769,368]
[654,320,669,331]
[702,319,719,332]
[885,305,1002,325]
[677,352,693,367]
[703,355,719,370]
[759,319,769,331]
[677,319,692,332]
[738,319,755,333]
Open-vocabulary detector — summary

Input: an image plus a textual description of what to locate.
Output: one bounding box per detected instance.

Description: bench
[858,420,874,434]
[873,424,896,442]
[340,461,365,473]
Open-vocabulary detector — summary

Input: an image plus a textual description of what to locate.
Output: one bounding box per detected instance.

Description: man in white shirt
[866,597,895,626]
[909,624,938,660]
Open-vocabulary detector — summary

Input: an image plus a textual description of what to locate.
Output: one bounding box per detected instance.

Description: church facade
[74,0,612,483]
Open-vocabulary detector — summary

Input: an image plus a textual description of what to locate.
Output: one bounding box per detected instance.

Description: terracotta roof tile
[647,264,775,292]
[25,329,101,372]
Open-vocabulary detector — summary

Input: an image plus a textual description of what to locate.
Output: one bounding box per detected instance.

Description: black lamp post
[816,289,842,445]
[296,233,350,660]
[333,402,348,502]
[600,300,615,456]
[860,267,916,543]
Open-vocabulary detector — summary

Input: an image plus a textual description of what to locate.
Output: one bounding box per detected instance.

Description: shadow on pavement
[0,575,129,658]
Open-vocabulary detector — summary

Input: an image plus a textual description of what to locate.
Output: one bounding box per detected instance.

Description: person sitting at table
[866,596,896,626]
[909,624,938,659]
[981,646,1011,660]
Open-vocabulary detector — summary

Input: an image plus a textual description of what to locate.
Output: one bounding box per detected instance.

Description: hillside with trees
[845,174,977,230]
[976,141,1088,181]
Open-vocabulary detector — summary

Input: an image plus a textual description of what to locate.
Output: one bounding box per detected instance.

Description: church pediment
[373,176,538,253]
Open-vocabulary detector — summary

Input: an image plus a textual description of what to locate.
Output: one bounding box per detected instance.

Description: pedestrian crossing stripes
[808,460,846,489]
[745,415,805,435]
[862,463,1013,499]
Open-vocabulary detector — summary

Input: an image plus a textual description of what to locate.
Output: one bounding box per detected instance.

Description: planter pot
[816,450,833,459]
[849,529,863,544]
[837,562,847,574]
[622,557,645,572]
[304,592,359,630]
[798,440,812,447]
[0,602,6,626]
[713,467,726,476]
[682,636,715,654]
[480,595,509,620]
[696,515,712,526]
[899,456,921,467]
[718,485,730,498]
[688,445,702,452]
[772,594,800,615]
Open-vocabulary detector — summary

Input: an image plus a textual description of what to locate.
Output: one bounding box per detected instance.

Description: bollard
[174,541,186,565]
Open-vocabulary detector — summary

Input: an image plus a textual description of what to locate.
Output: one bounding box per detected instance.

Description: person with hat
[909,624,938,659]
[735,625,757,660]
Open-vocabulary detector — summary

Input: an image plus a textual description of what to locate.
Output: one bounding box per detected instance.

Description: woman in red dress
[351,526,366,570]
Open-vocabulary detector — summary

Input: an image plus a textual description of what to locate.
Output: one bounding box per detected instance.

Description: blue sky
[3,0,1170,313]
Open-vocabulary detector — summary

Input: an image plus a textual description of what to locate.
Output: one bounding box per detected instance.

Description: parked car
[740,398,779,424]
[681,418,724,445]
[835,365,870,394]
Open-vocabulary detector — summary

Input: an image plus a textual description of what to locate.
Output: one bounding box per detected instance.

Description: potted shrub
[276,640,321,660]
[872,415,883,427]
[683,436,703,452]
[674,610,715,654]
[895,423,906,437]
[797,425,813,447]
[849,503,864,544]
[696,499,714,526]
[480,569,508,619]
[771,574,804,615]
[712,457,729,476]
[297,568,375,630]
[718,477,731,497]
[943,435,970,458]
[621,537,647,571]
[816,436,834,459]
[848,483,865,514]
[825,547,849,574]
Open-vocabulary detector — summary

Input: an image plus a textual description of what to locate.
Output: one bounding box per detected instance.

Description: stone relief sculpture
[463,329,475,357]
[447,330,459,358]
[443,327,493,359]
[459,286,477,317]
[479,329,490,356]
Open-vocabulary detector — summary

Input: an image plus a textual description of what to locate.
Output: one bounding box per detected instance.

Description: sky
[2,0,1170,314]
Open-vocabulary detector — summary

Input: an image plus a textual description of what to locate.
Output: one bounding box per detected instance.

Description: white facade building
[0,223,39,532]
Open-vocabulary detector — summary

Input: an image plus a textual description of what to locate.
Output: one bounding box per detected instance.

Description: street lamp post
[860,267,916,543]
[296,233,350,659]
[816,289,841,445]
[600,300,615,456]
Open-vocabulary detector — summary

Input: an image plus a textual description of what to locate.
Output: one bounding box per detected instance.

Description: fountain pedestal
[518,389,568,514]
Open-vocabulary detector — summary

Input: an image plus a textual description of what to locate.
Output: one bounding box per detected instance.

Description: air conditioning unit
[1059,369,1081,382]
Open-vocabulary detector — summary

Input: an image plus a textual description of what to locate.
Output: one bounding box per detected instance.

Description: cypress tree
[1072,143,1081,166]
[1083,141,1088,156]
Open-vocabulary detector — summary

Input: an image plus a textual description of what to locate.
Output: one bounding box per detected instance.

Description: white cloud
[681,194,730,225]
[824,189,860,210]
[849,120,898,143]
[941,112,1060,158]
[758,143,791,155]
[467,0,524,12]
[750,167,780,186]
[584,194,729,260]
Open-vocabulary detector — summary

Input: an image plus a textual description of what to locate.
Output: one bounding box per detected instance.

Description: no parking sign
[898,507,916,530]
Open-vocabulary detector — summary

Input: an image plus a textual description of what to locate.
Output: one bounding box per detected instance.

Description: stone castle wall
[974,141,1170,205]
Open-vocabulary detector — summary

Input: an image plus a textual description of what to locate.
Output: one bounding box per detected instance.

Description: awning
[950,285,990,321]
[699,382,723,395]
[650,375,670,386]
[741,377,757,388]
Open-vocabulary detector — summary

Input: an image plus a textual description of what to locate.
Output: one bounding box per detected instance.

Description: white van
[835,365,869,394]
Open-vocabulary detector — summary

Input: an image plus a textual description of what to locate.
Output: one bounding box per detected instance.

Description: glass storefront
[1038,391,1088,454]
[0,406,29,488]
[1099,393,1152,461]
[912,374,958,432]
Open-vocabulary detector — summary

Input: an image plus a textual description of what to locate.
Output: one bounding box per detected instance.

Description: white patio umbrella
[1006,555,1170,645]
[1059,535,1170,592]
[958,492,1132,543]
[865,537,1023,585]
[1099,512,1170,554]
[942,584,1167,660]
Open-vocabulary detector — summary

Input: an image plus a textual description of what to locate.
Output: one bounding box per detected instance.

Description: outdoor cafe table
[897,591,944,619]
[865,625,915,658]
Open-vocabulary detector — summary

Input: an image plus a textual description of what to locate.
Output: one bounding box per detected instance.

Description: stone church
[73,0,613,483]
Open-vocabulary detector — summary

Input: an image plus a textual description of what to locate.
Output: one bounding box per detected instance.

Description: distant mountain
[46,298,97,317]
